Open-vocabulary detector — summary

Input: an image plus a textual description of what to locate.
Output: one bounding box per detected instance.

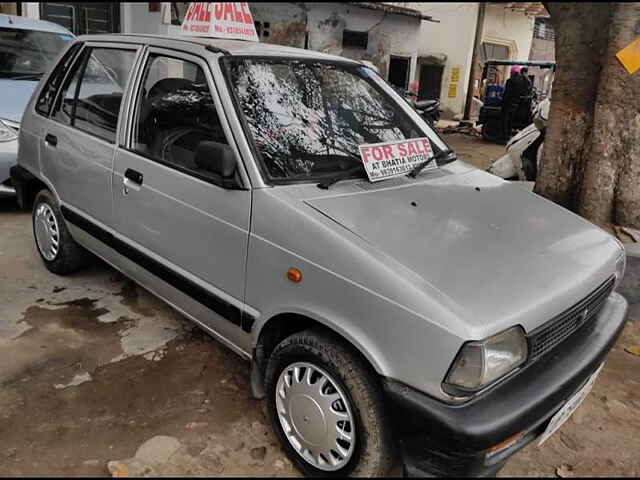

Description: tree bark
[536,3,640,229]
[579,3,640,227]
[534,3,611,208]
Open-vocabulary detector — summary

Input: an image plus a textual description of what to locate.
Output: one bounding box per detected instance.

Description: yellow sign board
[451,67,461,83]
[616,37,640,74]
[448,82,457,98]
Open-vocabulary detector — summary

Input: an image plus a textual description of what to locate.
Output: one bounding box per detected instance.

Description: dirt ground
[1,133,639,477]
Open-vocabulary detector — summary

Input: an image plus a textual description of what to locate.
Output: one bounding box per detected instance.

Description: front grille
[528,276,615,362]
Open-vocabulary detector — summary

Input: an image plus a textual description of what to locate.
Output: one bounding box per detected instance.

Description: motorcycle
[395,88,441,126]
[489,97,549,181]
[413,97,441,127]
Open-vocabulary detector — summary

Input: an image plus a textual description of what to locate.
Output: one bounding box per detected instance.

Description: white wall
[20,2,39,19]
[121,2,170,34]
[481,4,535,61]
[396,2,479,118]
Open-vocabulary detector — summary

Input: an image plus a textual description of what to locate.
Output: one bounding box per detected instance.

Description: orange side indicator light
[287,267,302,283]
[486,430,525,457]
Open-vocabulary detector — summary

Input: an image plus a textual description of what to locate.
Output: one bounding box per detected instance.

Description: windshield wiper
[408,148,458,178]
[317,164,366,190]
[5,72,44,81]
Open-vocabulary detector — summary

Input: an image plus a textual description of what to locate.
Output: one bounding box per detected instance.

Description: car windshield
[222,57,448,183]
[0,27,73,79]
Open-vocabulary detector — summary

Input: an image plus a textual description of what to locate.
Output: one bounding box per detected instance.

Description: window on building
[132,54,230,181]
[388,56,410,91]
[342,30,368,50]
[480,42,511,84]
[534,18,555,41]
[480,42,510,62]
[170,2,190,25]
[254,21,270,39]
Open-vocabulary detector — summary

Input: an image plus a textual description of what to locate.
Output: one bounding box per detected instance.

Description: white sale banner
[359,137,436,182]
[180,3,259,42]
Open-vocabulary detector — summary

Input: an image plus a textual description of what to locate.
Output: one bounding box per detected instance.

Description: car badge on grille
[578,307,589,323]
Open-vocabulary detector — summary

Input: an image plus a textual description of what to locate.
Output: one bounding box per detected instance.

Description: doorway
[388,56,410,91]
[418,64,444,100]
[40,3,121,35]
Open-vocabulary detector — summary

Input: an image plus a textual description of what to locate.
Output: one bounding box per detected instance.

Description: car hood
[304,169,620,337]
[0,79,38,123]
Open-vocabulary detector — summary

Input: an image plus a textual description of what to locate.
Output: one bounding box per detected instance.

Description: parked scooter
[489,97,549,181]
[404,91,441,126]
[414,98,441,126]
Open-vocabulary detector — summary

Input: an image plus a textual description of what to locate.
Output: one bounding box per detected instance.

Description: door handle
[45,133,58,147]
[124,168,143,186]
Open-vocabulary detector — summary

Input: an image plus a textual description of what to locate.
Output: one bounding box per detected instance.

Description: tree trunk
[535,3,640,229]
[534,3,611,208]
[579,3,640,227]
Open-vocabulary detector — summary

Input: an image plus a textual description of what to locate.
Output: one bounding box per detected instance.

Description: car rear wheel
[265,328,394,477]
[32,189,88,275]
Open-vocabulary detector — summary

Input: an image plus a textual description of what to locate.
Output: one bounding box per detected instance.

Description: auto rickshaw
[476,59,555,143]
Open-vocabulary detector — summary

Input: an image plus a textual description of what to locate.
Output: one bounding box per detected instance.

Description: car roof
[0,14,74,36]
[77,33,362,64]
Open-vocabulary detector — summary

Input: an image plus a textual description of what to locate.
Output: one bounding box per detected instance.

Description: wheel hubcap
[276,362,355,471]
[34,202,60,261]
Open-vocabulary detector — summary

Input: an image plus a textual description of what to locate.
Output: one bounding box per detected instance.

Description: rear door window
[51,47,137,143]
[131,54,230,180]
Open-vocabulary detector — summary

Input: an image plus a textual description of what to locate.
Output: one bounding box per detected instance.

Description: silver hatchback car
[12,35,628,477]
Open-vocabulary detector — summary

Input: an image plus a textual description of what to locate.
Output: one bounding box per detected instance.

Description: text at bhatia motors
[359,138,436,182]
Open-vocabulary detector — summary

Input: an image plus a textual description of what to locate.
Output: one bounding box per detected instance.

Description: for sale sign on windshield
[180,3,259,42]
[359,138,436,182]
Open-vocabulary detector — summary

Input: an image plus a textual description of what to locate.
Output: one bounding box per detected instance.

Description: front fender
[245,190,465,401]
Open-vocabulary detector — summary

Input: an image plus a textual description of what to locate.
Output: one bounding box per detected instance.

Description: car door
[41,42,140,227]
[112,47,253,348]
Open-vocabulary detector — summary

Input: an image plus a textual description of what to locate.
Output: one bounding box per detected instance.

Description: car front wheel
[265,328,394,477]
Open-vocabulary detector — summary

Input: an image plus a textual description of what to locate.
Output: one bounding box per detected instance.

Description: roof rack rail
[206,45,231,56]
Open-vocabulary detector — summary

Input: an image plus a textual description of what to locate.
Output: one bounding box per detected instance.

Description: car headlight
[0,120,18,142]
[444,326,528,394]
[615,250,626,289]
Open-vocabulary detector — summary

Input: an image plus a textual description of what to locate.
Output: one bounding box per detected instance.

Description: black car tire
[32,189,88,275]
[265,328,394,477]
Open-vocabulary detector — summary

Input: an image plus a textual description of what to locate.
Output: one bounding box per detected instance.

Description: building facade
[247,2,431,92]
[14,2,431,95]
[394,2,541,119]
[12,2,549,119]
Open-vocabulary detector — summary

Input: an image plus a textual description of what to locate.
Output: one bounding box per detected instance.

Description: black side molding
[60,206,255,333]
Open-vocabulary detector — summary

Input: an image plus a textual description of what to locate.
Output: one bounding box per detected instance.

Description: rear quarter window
[35,42,83,117]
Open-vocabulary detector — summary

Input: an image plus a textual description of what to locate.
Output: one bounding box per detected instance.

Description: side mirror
[194,141,239,189]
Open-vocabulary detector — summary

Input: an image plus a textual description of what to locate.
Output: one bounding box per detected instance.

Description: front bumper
[383,292,628,477]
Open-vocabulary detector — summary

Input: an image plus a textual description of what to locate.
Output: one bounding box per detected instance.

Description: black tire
[265,328,394,477]
[32,189,88,275]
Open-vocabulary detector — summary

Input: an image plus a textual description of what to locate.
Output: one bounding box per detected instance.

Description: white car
[0,14,74,196]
